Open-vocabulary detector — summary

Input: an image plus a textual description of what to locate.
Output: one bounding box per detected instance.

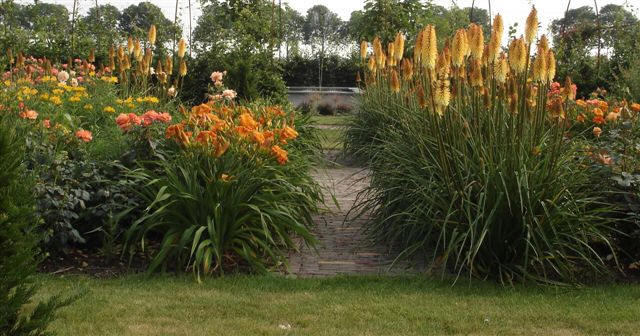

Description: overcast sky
[41,0,639,42]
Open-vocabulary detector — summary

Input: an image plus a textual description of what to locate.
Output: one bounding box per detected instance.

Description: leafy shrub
[348,14,618,283]
[335,104,353,114]
[124,101,321,279]
[316,103,335,116]
[0,116,70,335]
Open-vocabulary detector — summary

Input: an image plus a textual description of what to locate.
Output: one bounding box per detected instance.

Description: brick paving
[287,166,426,276]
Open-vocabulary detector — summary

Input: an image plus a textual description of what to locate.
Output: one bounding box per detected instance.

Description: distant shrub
[317,103,335,116]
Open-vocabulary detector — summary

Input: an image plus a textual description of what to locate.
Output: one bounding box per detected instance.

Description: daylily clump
[165,101,297,165]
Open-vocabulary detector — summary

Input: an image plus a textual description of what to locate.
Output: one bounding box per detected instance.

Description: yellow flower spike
[127,37,134,54]
[468,24,484,60]
[564,77,575,101]
[494,54,509,84]
[165,56,174,74]
[390,70,400,93]
[434,79,451,109]
[532,51,547,83]
[525,7,539,46]
[436,48,451,80]
[470,59,483,87]
[373,37,384,68]
[451,28,468,68]
[148,24,157,46]
[394,33,405,62]
[387,42,396,64]
[179,58,188,77]
[538,35,549,56]
[401,59,413,80]
[413,29,423,65]
[133,39,142,60]
[508,38,527,74]
[88,49,95,63]
[178,38,187,58]
[360,40,368,61]
[421,25,437,70]
[367,56,376,72]
[546,50,556,83]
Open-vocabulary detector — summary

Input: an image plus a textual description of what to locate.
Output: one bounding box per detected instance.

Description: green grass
[319,128,344,150]
[39,275,640,335]
[311,115,351,126]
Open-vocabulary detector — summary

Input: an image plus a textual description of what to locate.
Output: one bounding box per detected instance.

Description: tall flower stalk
[347,8,616,284]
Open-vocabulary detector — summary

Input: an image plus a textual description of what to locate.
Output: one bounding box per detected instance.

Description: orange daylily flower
[75,129,93,142]
[271,145,288,165]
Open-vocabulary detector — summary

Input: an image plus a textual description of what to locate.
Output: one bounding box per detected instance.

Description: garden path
[287,165,426,276]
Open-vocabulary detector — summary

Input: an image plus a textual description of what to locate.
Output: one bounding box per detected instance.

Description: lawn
[312,114,348,150]
[40,275,640,335]
[310,114,351,126]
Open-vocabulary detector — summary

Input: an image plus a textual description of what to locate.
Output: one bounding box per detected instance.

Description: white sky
[32,0,640,43]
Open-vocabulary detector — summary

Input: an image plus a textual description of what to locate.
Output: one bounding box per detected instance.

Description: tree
[303,5,347,87]
[550,4,640,97]
[347,0,427,43]
[281,5,305,58]
[184,0,287,103]
[79,5,123,53]
[120,2,181,53]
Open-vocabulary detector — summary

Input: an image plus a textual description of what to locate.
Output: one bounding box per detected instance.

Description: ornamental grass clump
[349,9,617,283]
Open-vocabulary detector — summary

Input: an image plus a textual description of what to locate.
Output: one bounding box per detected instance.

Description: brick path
[287,166,425,276]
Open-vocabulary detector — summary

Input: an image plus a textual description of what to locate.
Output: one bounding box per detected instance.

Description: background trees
[551,4,640,98]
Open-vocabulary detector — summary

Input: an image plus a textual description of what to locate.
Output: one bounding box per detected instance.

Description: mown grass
[39,275,640,335]
[310,115,351,126]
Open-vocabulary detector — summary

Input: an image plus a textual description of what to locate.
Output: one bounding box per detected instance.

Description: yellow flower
[84,104,93,110]
[103,106,116,113]
[69,96,81,103]
[127,103,136,109]
[52,88,64,96]
[3,80,11,86]
[49,96,62,105]
[143,96,159,104]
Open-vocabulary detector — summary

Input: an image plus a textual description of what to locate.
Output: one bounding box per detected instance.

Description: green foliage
[348,1,488,44]
[347,73,616,284]
[551,4,640,98]
[181,51,287,105]
[124,122,321,278]
[0,116,70,336]
[281,54,360,87]
[27,141,140,250]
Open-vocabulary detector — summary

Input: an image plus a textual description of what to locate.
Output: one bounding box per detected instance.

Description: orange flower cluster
[116,110,171,131]
[574,98,626,128]
[75,129,93,142]
[165,102,298,165]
